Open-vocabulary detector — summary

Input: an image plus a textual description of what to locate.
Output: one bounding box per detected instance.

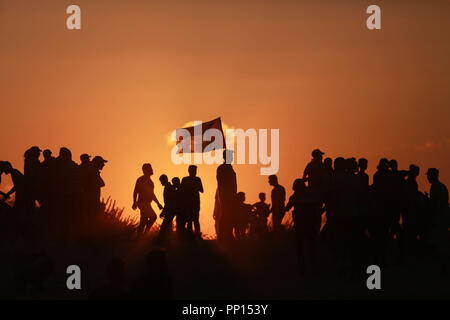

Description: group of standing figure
[0,146,108,245]
[132,163,204,240]
[1,146,449,275]
[289,149,448,273]
[214,151,288,241]
[132,150,291,242]
[210,149,449,274]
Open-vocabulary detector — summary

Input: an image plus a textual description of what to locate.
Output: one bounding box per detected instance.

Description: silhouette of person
[320,157,334,224]
[323,157,333,175]
[268,175,286,233]
[339,157,363,271]
[403,164,424,254]
[23,146,42,211]
[86,156,108,213]
[158,174,176,241]
[52,147,81,245]
[286,179,321,274]
[303,149,326,241]
[357,158,369,188]
[78,154,92,230]
[40,149,56,229]
[322,157,341,222]
[80,153,91,167]
[371,158,393,266]
[251,192,270,236]
[80,155,107,240]
[234,192,252,239]
[388,159,408,260]
[42,149,54,162]
[356,158,371,255]
[133,163,163,237]
[1,161,27,212]
[1,161,38,246]
[181,165,203,236]
[426,168,450,272]
[171,177,186,235]
[216,150,237,241]
[303,149,325,193]
[321,157,334,193]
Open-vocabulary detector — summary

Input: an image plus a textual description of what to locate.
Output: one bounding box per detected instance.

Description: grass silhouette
[0,196,449,299]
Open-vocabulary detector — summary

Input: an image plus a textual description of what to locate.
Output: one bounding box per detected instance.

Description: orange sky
[1,0,449,237]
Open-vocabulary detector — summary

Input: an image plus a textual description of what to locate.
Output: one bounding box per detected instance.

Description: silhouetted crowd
[211,149,449,274]
[1,147,449,276]
[130,162,205,242]
[0,146,107,246]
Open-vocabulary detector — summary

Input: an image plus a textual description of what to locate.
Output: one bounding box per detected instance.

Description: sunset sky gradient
[1,0,449,236]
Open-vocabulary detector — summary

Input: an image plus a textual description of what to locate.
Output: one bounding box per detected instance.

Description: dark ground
[1,227,449,300]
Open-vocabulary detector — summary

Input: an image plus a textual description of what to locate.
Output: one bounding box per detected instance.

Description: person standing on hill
[171,177,186,235]
[133,163,163,237]
[286,179,321,274]
[216,150,237,241]
[1,161,27,213]
[87,156,107,213]
[234,192,252,239]
[268,174,286,233]
[426,168,450,273]
[252,192,271,236]
[181,165,203,237]
[23,146,42,212]
[302,149,325,193]
[158,174,176,241]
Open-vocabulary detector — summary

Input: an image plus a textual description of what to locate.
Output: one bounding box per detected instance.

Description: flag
[175,117,226,153]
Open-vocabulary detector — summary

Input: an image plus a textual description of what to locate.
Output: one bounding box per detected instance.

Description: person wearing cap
[302,149,325,193]
[90,156,107,205]
[42,149,54,162]
[83,156,106,212]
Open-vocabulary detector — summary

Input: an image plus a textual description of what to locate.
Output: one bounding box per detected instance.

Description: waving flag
[175,117,226,153]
